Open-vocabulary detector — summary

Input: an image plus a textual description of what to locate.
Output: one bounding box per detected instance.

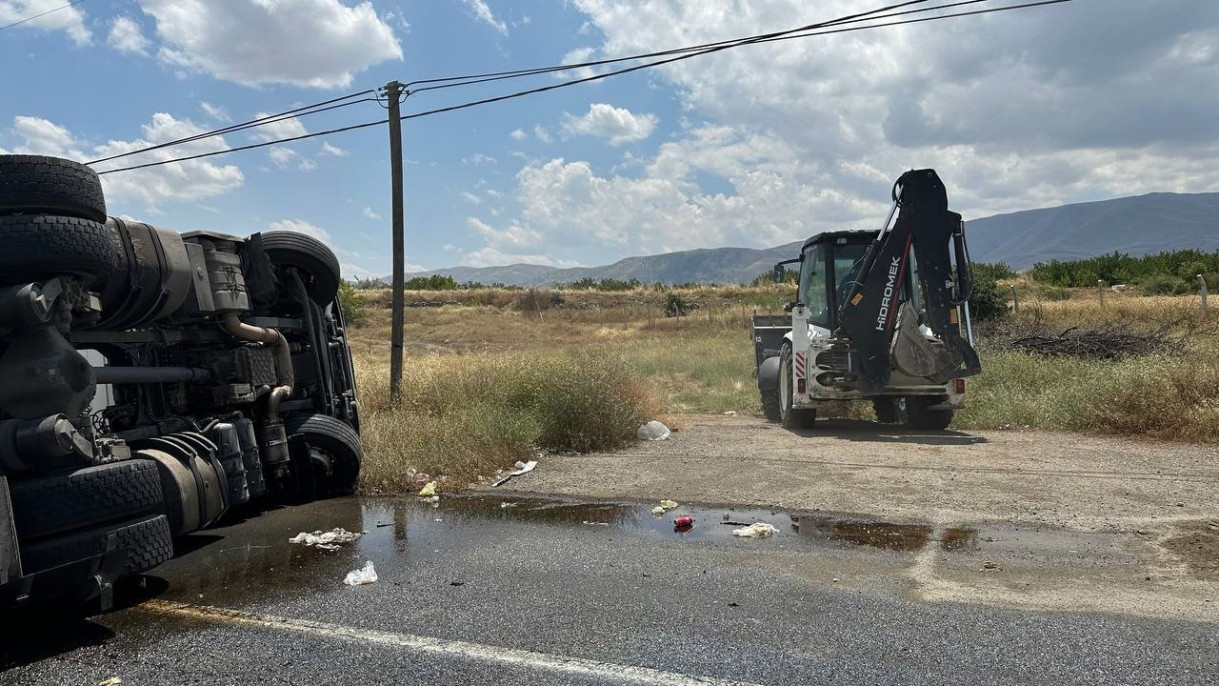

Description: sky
[0,0,1216,280]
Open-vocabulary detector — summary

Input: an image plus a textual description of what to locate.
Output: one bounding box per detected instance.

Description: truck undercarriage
[0,155,362,610]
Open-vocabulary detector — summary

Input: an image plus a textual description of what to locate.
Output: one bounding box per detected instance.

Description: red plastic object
[673,516,694,528]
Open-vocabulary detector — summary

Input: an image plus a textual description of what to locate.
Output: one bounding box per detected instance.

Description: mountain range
[392,191,1219,286]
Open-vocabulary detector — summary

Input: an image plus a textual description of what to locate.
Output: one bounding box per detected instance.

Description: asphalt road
[2,494,1216,685]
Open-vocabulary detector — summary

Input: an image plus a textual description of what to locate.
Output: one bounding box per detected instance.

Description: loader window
[798,244,829,327]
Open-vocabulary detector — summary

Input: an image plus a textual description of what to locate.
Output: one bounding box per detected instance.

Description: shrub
[664,293,689,317]
[968,270,1008,322]
[514,288,563,313]
[337,280,366,325]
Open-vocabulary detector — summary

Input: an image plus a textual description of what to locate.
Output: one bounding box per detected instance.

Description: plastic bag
[637,421,671,441]
[732,522,779,538]
[343,561,378,586]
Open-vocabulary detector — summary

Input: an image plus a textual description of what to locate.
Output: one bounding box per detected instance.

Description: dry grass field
[348,285,1219,491]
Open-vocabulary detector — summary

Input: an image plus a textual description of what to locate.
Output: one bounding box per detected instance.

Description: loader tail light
[954,379,966,394]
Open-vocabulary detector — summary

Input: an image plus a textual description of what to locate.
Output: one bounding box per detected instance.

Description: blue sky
[2,1,1216,279]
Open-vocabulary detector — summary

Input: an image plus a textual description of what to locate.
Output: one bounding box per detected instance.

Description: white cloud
[108,16,149,54]
[533,125,552,143]
[509,128,527,141]
[320,142,348,157]
[250,114,307,142]
[463,153,497,167]
[267,147,316,171]
[268,218,330,245]
[561,103,657,145]
[0,0,91,45]
[200,101,230,122]
[556,47,600,80]
[460,0,507,35]
[461,191,482,206]
[362,207,382,221]
[2,113,245,211]
[139,0,403,88]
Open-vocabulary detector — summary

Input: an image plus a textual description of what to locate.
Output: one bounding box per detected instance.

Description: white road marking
[142,600,770,686]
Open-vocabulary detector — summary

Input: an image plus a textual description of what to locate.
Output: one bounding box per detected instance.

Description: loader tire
[21,514,173,576]
[761,388,781,423]
[872,398,902,424]
[0,214,121,286]
[905,396,954,431]
[0,154,107,223]
[778,346,817,430]
[9,460,164,541]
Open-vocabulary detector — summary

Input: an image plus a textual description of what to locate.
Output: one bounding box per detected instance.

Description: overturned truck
[0,155,361,609]
[753,169,982,430]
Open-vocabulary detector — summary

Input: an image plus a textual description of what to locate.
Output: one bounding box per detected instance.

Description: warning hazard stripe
[794,352,805,379]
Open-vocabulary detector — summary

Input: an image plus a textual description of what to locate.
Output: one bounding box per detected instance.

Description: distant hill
[392,192,1219,286]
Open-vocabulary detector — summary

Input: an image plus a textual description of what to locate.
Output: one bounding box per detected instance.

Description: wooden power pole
[386,80,406,401]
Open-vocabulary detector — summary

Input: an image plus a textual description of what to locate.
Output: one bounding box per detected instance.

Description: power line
[0,0,85,33]
[94,119,388,176]
[400,0,1074,120]
[95,0,1074,177]
[85,90,377,165]
[405,0,935,93]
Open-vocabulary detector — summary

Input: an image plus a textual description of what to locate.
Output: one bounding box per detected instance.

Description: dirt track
[503,415,1218,532]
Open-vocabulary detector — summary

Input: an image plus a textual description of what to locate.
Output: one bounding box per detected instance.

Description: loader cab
[787,230,909,333]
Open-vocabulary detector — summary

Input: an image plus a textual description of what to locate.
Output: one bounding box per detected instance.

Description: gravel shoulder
[501,415,1219,533]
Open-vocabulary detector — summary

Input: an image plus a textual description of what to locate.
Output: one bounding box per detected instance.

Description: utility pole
[386,80,406,401]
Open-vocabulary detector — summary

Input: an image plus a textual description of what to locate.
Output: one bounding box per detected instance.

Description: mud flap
[757,355,781,391]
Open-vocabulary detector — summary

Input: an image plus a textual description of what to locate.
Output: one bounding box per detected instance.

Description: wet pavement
[2,494,1217,685]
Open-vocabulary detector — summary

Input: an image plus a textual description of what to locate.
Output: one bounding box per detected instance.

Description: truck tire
[778,346,817,430]
[262,231,341,305]
[760,388,781,422]
[10,460,164,541]
[0,214,121,286]
[0,155,107,223]
[286,413,362,493]
[873,398,902,424]
[20,514,173,576]
[905,396,954,430]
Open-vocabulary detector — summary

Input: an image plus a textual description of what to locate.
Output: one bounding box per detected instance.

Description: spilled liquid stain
[142,494,979,607]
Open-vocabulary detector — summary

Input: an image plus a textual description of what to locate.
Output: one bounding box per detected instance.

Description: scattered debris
[637,420,671,441]
[720,521,751,527]
[413,471,431,490]
[491,460,538,487]
[651,506,666,516]
[981,560,1001,571]
[723,411,738,416]
[501,502,519,509]
[98,678,122,686]
[582,520,609,526]
[1177,501,1186,507]
[376,522,393,528]
[450,581,465,587]
[421,495,440,503]
[727,602,740,607]
[659,499,679,511]
[674,516,695,529]
[418,481,438,497]
[289,528,362,551]
[832,578,840,583]
[732,522,779,538]
[343,561,378,586]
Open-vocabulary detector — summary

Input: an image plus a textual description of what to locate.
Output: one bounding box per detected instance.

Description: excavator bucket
[837,169,981,394]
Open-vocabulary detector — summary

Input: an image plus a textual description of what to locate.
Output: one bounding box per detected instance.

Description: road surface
[2,492,1216,685]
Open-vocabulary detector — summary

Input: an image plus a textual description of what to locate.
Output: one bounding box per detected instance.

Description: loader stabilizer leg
[837,169,980,393]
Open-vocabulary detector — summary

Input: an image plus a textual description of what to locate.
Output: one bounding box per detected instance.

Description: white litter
[732,522,780,538]
[637,420,671,441]
[501,502,519,509]
[659,500,679,511]
[343,561,378,586]
[582,521,609,526]
[723,411,738,416]
[418,480,438,497]
[650,506,666,516]
[289,528,362,550]
[491,460,537,487]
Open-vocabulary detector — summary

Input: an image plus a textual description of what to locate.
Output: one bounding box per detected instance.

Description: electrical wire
[405,0,934,93]
[86,90,378,166]
[0,0,85,33]
[96,0,1075,176]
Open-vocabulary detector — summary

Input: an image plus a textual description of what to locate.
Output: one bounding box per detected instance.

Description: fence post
[1010,286,1019,313]
[1200,274,1209,314]
[1097,279,1105,306]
